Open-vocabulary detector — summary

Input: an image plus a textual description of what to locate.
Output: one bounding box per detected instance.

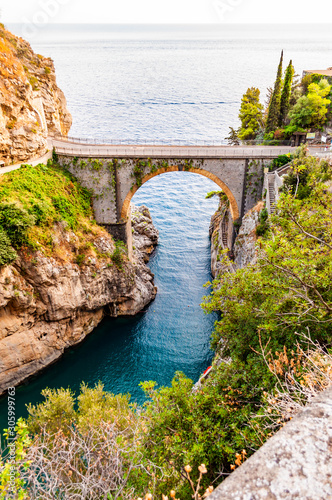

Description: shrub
[0,203,35,247]
[256,207,269,236]
[52,148,58,163]
[270,153,293,171]
[111,240,127,268]
[0,384,147,499]
[52,195,78,229]
[28,200,53,225]
[28,75,39,91]
[0,228,17,266]
[75,254,85,266]
[205,190,223,199]
[283,124,306,139]
[289,79,331,129]
[6,117,16,130]
[273,129,285,140]
[139,360,272,497]
[279,150,314,198]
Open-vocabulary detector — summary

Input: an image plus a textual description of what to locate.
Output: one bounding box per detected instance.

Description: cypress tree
[279,60,294,126]
[265,50,283,133]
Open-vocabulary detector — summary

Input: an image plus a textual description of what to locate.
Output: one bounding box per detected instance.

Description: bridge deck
[52,139,295,159]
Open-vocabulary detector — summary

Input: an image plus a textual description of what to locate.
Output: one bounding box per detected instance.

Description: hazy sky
[2,0,332,24]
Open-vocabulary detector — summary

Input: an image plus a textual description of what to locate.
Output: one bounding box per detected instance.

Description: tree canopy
[289,78,331,129]
[279,60,294,126]
[238,87,263,141]
[233,53,332,141]
[265,50,283,133]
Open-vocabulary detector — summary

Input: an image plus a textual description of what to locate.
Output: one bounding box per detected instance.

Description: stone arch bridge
[54,139,293,258]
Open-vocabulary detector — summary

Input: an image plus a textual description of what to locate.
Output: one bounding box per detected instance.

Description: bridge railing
[53,134,229,146]
[52,134,292,147]
[54,146,296,159]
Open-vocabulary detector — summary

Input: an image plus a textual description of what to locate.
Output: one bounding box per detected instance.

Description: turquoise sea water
[1,24,332,430]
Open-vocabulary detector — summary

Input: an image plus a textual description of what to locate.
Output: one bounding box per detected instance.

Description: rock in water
[131,204,159,263]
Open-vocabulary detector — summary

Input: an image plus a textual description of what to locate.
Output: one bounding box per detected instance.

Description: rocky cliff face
[132,204,159,263]
[209,197,234,278]
[205,200,263,381]
[0,205,158,395]
[210,199,264,277]
[233,201,264,269]
[0,24,71,164]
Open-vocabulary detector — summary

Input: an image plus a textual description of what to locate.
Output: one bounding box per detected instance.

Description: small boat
[203,366,212,376]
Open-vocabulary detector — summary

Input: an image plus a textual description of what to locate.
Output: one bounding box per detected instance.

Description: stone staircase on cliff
[221,215,229,249]
[268,176,276,213]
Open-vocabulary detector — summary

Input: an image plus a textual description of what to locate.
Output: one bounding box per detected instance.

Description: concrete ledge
[209,386,332,500]
[0,150,52,175]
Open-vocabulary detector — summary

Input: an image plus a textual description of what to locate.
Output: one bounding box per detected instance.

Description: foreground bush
[0,384,158,499]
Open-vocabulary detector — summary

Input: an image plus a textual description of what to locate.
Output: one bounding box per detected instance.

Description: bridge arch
[120,166,240,221]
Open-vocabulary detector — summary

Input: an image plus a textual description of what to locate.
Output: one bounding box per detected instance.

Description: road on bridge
[51,138,295,159]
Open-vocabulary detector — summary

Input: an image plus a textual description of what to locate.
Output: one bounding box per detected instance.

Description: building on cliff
[302,67,332,78]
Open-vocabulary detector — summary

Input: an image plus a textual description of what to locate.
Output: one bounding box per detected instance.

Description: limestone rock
[209,385,332,499]
[233,201,264,269]
[209,200,264,277]
[0,206,158,395]
[131,204,159,263]
[0,25,72,165]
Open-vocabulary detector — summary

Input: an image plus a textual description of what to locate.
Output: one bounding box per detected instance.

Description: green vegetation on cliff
[205,152,332,358]
[0,160,125,268]
[0,160,92,263]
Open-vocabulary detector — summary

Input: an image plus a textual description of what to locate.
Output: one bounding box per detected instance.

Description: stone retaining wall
[209,386,332,499]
